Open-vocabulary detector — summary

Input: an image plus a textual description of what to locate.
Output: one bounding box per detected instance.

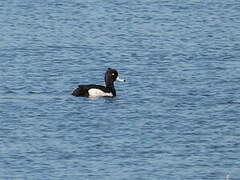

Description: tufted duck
[72,68,125,97]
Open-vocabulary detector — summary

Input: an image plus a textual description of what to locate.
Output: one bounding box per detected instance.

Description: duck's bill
[116,77,126,82]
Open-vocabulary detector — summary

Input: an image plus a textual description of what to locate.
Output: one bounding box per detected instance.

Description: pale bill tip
[116,77,125,82]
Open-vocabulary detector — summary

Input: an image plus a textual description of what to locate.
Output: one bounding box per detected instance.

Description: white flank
[88,88,113,98]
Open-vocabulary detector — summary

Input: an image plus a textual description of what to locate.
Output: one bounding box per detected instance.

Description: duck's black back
[72,85,110,97]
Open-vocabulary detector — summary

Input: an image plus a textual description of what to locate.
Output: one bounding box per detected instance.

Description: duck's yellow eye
[112,73,115,76]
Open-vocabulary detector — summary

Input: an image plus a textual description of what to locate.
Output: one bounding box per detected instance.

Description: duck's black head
[105,68,118,84]
[104,68,125,87]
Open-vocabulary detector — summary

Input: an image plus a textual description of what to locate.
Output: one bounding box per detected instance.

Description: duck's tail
[72,85,86,97]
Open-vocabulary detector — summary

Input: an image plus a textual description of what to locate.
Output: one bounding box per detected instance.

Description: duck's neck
[106,82,116,96]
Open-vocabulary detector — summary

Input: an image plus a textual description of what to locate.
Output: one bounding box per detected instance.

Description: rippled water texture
[0,0,240,179]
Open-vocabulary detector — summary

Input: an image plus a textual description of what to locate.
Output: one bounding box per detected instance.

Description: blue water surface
[0,0,240,179]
